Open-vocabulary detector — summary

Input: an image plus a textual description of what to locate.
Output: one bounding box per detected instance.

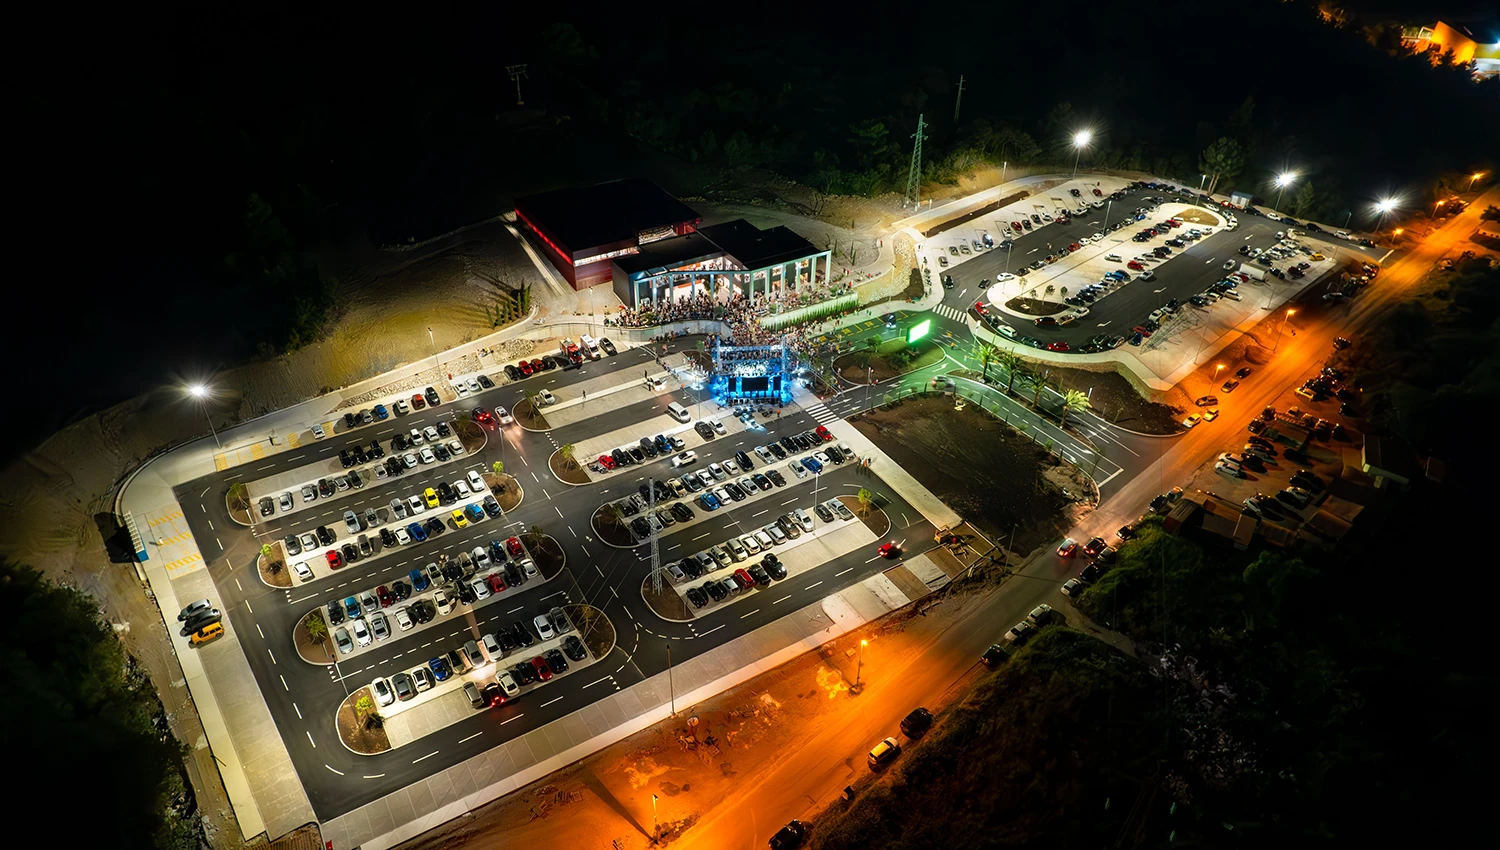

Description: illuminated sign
[575,246,641,267]
[907,319,932,344]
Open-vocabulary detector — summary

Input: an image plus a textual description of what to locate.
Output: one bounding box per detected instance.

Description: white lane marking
[739,608,759,619]
[836,567,854,576]
[540,696,565,708]
[412,751,439,763]
[325,764,344,775]
[501,713,525,725]
[307,731,316,748]
[772,595,792,604]
[458,731,483,744]
[804,581,823,590]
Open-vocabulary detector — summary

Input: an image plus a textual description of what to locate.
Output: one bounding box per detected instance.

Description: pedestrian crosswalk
[933,303,969,323]
[802,401,842,425]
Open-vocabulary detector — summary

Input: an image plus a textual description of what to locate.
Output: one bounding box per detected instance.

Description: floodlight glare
[187,384,208,398]
[907,319,932,344]
[1073,131,1092,148]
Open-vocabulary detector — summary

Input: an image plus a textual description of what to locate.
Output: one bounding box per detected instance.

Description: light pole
[1470,172,1485,192]
[1214,363,1224,386]
[1273,308,1296,352]
[1102,199,1113,232]
[186,384,221,448]
[665,642,675,716]
[1198,174,1207,205]
[651,793,659,845]
[854,638,868,691]
[1071,131,1092,180]
[1374,199,1397,239]
[428,326,438,375]
[1273,172,1296,211]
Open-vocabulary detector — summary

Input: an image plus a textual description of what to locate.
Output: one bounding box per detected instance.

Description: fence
[759,292,860,332]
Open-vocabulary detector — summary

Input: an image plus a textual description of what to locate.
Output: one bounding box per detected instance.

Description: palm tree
[559,443,576,469]
[305,611,327,643]
[1059,389,1091,428]
[996,351,1026,394]
[856,488,875,516]
[227,482,249,511]
[1031,373,1057,411]
[976,342,999,382]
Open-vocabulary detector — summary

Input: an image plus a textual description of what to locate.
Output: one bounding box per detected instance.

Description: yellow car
[450,509,469,528]
[189,622,224,646]
[1310,253,1325,261]
[424,487,439,508]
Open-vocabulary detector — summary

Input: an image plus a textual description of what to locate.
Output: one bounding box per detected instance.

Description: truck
[578,334,602,359]
[1238,264,1266,282]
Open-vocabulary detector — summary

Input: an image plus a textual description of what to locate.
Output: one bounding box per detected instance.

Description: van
[189,622,224,646]
[667,402,691,423]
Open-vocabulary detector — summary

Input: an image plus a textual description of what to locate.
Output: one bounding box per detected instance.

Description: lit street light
[185,383,221,448]
[1214,363,1225,383]
[1470,172,1485,191]
[1273,308,1297,352]
[1071,131,1092,179]
[1273,172,1296,211]
[853,638,869,692]
[1374,198,1398,237]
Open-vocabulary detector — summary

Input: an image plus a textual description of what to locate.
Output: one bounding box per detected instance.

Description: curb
[546,449,593,487]
[589,505,644,550]
[334,686,389,757]
[512,398,553,433]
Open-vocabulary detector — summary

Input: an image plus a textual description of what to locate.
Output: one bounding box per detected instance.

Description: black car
[694,421,715,439]
[779,436,798,453]
[338,449,354,468]
[752,473,773,491]
[900,707,934,737]
[477,373,494,389]
[455,582,477,605]
[749,564,772,585]
[767,442,786,459]
[724,482,746,501]
[814,503,835,523]
[981,645,1007,668]
[316,525,336,546]
[425,517,445,537]
[685,587,709,608]
[703,580,728,601]
[424,387,441,406]
[562,635,588,662]
[544,648,569,674]
[600,338,618,355]
[343,412,357,429]
[1080,563,1104,582]
[326,600,346,626]
[670,502,694,522]
[762,557,787,580]
[504,364,521,380]
[317,478,334,498]
[341,543,359,563]
[391,580,412,601]
[767,469,787,487]
[511,661,537,686]
[629,446,646,463]
[511,621,535,647]
[735,450,753,470]
[770,820,808,850]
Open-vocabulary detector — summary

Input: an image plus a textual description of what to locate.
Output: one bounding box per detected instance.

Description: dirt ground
[851,396,1085,554]
[338,686,392,754]
[1044,364,1187,434]
[833,339,944,383]
[642,577,692,620]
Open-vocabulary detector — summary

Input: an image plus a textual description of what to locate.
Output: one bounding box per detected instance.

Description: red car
[1166,219,1181,228]
[1034,316,1056,327]
[325,550,343,569]
[518,360,533,376]
[1127,261,1144,271]
[878,540,901,559]
[411,394,426,410]
[376,585,395,607]
[815,425,832,441]
[1046,341,1070,352]
[506,536,524,558]
[1092,187,1103,197]
[487,573,507,594]
[531,656,553,681]
[529,359,545,373]
[1011,221,1023,232]
[973,301,988,315]
[597,454,616,470]
[1083,537,1108,557]
[1068,242,1081,252]
[734,568,757,588]
[1132,325,1153,337]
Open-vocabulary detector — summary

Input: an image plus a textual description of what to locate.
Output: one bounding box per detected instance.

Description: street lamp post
[1102,199,1113,232]
[1198,174,1207,206]
[1214,363,1225,384]
[1374,199,1397,240]
[1470,172,1485,192]
[186,384,221,448]
[665,642,674,716]
[1273,308,1296,352]
[651,793,659,845]
[854,638,868,691]
[1071,131,1092,180]
[1273,172,1296,211]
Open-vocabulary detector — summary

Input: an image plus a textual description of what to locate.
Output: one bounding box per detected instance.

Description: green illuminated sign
[907,319,932,344]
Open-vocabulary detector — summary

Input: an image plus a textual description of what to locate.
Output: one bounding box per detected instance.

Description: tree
[260,543,273,559]
[1198,137,1245,196]
[1059,389,1091,428]
[354,694,374,719]
[1290,180,1317,218]
[996,351,1026,394]
[848,119,893,170]
[1031,372,1057,411]
[977,342,999,382]
[491,460,505,476]
[856,489,874,516]
[305,611,327,644]
[227,482,249,511]
[522,524,545,548]
[559,443,576,469]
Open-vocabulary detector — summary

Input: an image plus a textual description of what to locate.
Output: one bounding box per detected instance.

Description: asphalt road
[176,339,934,819]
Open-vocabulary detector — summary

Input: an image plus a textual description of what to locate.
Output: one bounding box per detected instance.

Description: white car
[394,607,413,631]
[335,628,353,654]
[408,494,426,514]
[994,273,1016,283]
[740,534,761,554]
[723,459,740,475]
[408,428,425,445]
[467,377,482,394]
[673,450,699,467]
[434,588,455,615]
[472,546,491,569]
[311,423,327,440]
[371,677,394,706]
[394,399,410,415]
[1140,270,1154,280]
[369,611,390,641]
[793,508,815,532]
[496,670,520,697]
[351,618,371,647]
[278,492,293,512]
[709,418,726,434]
[423,426,441,443]
[494,405,513,424]
[402,452,419,469]
[447,439,465,456]
[1061,578,1084,597]
[1181,413,1201,428]
[467,470,486,492]
[533,614,556,641]
[453,480,471,499]
[482,632,503,660]
[470,575,491,600]
[644,375,666,391]
[395,527,411,545]
[292,561,314,582]
[754,446,774,463]
[538,389,557,406]
[419,447,436,464]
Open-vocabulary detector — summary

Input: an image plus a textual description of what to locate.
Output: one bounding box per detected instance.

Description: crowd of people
[605,278,856,331]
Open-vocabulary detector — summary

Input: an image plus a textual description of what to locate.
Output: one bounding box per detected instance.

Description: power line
[904,114,928,211]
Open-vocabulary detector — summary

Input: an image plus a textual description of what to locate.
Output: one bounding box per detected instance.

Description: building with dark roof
[514,178,703,290]
[611,219,829,309]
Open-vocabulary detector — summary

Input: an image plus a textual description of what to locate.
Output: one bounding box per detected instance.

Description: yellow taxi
[424,487,440,508]
[451,509,469,529]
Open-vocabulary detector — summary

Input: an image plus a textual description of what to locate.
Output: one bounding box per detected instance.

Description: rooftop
[613,231,724,274]
[515,178,700,251]
[699,220,820,270]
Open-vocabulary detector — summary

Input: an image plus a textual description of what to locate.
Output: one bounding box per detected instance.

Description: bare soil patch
[566,604,616,659]
[852,395,1077,553]
[482,472,524,511]
[549,450,592,485]
[529,534,567,580]
[258,543,293,588]
[1173,207,1221,226]
[590,506,639,548]
[293,611,335,664]
[337,686,391,755]
[642,574,693,621]
[513,397,552,430]
[841,498,891,538]
[1004,295,1067,316]
[455,418,487,454]
[834,340,944,383]
[1046,364,1185,435]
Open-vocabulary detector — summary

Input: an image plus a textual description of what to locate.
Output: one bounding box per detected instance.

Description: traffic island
[293,609,336,664]
[482,471,524,511]
[590,503,641,549]
[225,484,252,527]
[336,686,392,755]
[641,573,693,621]
[1003,294,1068,316]
[257,541,293,588]
[548,448,592,486]
[840,495,892,538]
[455,418,488,455]
[513,397,552,432]
[565,604,616,659]
[833,338,944,384]
[524,533,567,580]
